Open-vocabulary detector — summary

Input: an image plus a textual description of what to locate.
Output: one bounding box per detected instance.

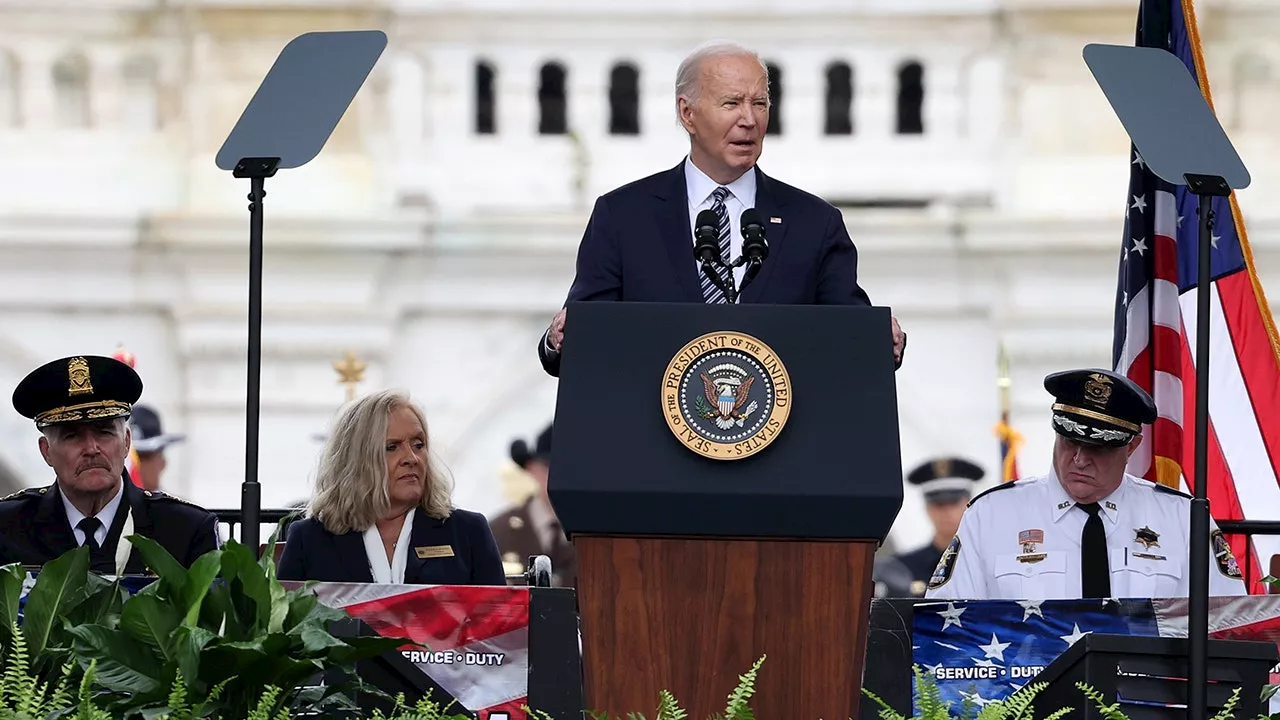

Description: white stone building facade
[0,0,1276,554]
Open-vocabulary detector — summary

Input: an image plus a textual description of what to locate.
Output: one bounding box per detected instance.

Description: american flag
[1112,0,1280,594]
[913,597,1280,713]
[310,582,532,719]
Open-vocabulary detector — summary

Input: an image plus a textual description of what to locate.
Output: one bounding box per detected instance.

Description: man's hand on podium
[547,308,567,353]
[892,315,907,369]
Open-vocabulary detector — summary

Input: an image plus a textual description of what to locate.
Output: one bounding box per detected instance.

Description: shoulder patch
[0,487,46,501]
[1153,483,1193,500]
[927,535,961,590]
[967,480,1019,508]
[1210,528,1243,580]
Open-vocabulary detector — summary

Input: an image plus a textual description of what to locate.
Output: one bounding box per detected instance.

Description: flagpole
[995,343,1020,483]
[1187,181,1224,720]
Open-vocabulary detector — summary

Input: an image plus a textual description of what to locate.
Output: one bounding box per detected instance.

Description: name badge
[416,545,454,559]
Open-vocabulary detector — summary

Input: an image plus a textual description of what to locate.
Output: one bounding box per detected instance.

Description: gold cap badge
[67,357,93,396]
[932,458,953,479]
[1083,373,1113,409]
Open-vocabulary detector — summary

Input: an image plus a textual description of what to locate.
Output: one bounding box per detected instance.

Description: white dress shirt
[684,156,756,296]
[62,480,123,548]
[363,507,417,584]
[925,470,1247,600]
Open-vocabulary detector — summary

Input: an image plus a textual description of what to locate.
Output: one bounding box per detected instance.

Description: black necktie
[1078,502,1111,598]
[77,517,102,554]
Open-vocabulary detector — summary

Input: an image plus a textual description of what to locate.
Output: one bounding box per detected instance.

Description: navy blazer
[539,161,873,376]
[276,508,507,586]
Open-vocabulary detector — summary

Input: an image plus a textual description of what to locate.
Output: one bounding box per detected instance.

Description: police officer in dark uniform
[892,457,985,595]
[488,424,577,587]
[1,355,220,574]
[128,404,187,492]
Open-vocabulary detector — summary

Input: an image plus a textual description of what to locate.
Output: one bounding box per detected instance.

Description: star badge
[1135,526,1160,550]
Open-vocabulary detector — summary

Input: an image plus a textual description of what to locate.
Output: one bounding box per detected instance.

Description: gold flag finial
[333,350,367,403]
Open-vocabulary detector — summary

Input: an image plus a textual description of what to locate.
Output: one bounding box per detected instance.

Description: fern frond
[1039,708,1073,720]
[859,685,905,720]
[44,660,75,713]
[245,685,286,720]
[1075,682,1126,720]
[977,676,1049,717]
[722,655,764,720]
[76,661,106,720]
[655,689,687,720]
[912,665,953,720]
[0,621,30,710]
[1209,686,1241,720]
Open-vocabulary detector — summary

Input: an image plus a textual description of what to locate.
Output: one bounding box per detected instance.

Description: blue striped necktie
[700,186,733,304]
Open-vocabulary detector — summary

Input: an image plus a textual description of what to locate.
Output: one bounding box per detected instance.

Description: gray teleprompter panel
[216,30,387,171]
[1083,43,1249,189]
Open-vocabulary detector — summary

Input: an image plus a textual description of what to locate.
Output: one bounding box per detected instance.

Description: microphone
[736,208,769,294]
[739,209,769,264]
[693,209,723,265]
[692,209,735,302]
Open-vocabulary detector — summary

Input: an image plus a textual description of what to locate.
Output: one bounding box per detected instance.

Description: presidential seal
[661,331,791,460]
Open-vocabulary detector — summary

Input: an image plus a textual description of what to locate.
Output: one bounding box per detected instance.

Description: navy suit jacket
[0,474,219,574]
[539,162,873,376]
[277,508,507,586]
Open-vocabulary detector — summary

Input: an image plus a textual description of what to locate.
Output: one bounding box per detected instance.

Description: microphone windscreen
[740,208,765,234]
[695,209,720,232]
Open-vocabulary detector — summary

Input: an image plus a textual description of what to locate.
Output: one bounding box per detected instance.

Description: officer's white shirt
[925,470,1247,600]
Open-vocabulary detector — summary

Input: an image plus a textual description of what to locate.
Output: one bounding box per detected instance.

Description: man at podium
[538,39,906,378]
[925,368,1246,600]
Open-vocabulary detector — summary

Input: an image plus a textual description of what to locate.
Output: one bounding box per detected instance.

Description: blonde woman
[278,390,505,585]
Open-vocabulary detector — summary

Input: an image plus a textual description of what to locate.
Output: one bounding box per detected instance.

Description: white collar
[1047,467,1124,524]
[363,507,416,584]
[61,480,124,546]
[684,156,757,210]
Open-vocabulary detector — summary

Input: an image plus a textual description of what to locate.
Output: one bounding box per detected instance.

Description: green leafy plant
[71,532,411,717]
[864,664,1255,720]
[0,517,412,719]
[584,655,764,720]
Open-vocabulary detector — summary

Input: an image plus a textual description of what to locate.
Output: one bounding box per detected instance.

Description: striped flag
[994,344,1021,483]
[111,344,145,487]
[1112,0,1280,594]
[995,412,1021,484]
[308,582,532,718]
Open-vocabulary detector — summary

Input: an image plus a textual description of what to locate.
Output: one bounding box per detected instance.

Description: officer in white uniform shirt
[925,368,1247,600]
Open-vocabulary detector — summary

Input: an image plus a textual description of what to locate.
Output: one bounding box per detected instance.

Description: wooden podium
[548,302,904,720]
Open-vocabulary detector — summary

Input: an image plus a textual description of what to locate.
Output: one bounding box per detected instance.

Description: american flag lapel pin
[770,216,782,224]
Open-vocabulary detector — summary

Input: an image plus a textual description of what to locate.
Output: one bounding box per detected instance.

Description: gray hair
[41,416,127,441]
[307,389,455,534]
[675,40,771,118]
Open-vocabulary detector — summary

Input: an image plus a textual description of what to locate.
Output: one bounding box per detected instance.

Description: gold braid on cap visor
[35,401,132,428]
